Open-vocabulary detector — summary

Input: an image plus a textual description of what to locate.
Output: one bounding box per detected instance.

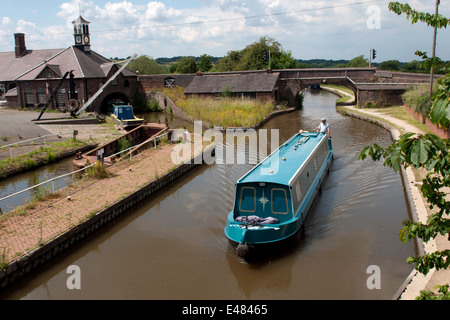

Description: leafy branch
[388,2,450,28]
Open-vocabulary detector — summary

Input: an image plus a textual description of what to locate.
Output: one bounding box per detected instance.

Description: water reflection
[0,158,74,212]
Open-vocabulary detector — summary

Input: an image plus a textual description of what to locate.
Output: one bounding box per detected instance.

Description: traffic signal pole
[369,49,377,68]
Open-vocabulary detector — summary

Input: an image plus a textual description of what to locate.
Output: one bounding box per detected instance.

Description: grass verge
[0,139,89,179]
[161,86,283,128]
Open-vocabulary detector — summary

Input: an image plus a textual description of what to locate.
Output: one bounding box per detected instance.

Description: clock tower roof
[72,15,90,25]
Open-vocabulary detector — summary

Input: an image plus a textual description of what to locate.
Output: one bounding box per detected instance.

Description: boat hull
[227,227,304,261]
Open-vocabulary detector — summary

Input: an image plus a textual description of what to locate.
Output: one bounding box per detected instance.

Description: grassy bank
[161,86,281,128]
[0,139,90,179]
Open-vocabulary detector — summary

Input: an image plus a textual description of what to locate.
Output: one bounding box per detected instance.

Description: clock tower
[73,15,91,53]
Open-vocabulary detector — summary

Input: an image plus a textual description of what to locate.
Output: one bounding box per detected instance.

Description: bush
[133,94,163,113]
[85,161,109,179]
[46,152,56,164]
[24,159,36,170]
[117,138,132,155]
[402,84,433,116]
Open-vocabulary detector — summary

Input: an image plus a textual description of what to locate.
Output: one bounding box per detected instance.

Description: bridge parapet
[138,68,434,109]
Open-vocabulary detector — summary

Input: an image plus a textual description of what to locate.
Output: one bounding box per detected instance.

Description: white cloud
[144,1,182,22]
[1,0,449,61]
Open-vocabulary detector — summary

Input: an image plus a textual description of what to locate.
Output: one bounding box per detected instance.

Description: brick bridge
[138,68,432,108]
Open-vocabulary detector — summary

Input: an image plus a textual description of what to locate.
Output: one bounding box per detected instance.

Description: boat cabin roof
[113,105,135,120]
[238,132,328,187]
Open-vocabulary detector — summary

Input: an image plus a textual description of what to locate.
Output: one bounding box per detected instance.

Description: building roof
[184,72,280,95]
[72,15,90,25]
[0,46,136,82]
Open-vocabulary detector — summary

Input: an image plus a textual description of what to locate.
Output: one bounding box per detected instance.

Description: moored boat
[224,130,333,260]
[111,105,144,129]
[73,123,168,170]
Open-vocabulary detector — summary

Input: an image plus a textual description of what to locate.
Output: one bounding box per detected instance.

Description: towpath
[0,141,195,265]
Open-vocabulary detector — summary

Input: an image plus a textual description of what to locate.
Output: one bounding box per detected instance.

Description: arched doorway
[100,92,130,114]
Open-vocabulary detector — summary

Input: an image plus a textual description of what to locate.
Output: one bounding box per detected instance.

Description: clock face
[75,35,82,44]
[84,35,90,44]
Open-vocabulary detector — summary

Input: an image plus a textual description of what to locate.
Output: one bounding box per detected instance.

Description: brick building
[0,16,138,114]
[184,71,280,101]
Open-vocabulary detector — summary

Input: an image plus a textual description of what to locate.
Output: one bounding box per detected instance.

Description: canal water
[0,158,74,213]
[0,89,415,300]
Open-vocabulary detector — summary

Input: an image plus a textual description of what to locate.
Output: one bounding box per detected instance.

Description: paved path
[0,108,56,142]
[0,108,122,161]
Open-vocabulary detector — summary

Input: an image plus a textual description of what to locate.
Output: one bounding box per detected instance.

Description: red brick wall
[403,104,450,139]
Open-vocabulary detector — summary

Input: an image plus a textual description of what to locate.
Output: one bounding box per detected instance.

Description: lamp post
[429,0,440,99]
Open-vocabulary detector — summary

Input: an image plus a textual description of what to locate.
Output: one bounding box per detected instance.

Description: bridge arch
[100,92,130,114]
[278,77,358,108]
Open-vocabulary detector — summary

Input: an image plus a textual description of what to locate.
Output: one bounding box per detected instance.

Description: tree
[175,57,198,74]
[214,50,242,72]
[347,55,369,67]
[271,49,298,70]
[214,36,298,72]
[127,55,168,75]
[359,2,450,300]
[380,60,401,71]
[400,60,423,73]
[197,54,213,72]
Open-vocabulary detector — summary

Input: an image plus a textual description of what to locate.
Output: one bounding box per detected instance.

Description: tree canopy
[127,55,168,75]
[214,36,299,72]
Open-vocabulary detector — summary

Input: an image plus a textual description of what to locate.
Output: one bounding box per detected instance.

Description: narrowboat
[111,105,144,129]
[224,130,333,260]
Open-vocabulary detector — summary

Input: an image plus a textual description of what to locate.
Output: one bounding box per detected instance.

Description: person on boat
[315,118,331,139]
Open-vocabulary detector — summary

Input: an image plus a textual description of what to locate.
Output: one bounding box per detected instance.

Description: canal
[0,89,415,300]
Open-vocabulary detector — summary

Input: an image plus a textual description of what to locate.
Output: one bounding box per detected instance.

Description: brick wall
[403,104,450,139]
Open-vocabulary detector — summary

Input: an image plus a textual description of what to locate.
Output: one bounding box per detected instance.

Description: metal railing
[0,132,169,214]
[0,134,62,160]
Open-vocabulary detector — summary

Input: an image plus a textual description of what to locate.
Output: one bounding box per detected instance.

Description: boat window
[239,187,256,213]
[295,181,303,203]
[271,188,289,215]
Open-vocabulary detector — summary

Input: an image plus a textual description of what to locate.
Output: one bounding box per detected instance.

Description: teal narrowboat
[224,131,333,259]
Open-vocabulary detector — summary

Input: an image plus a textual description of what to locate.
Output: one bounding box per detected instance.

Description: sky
[0,0,449,62]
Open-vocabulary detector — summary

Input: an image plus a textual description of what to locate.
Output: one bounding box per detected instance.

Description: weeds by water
[161,86,279,128]
[0,139,88,178]
[85,161,110,179]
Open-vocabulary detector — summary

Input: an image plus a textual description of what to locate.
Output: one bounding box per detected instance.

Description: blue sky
[1,0,449,62]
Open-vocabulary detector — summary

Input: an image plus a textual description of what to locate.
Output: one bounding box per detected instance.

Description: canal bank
[0,138,215,290]
[338,104,449,300]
